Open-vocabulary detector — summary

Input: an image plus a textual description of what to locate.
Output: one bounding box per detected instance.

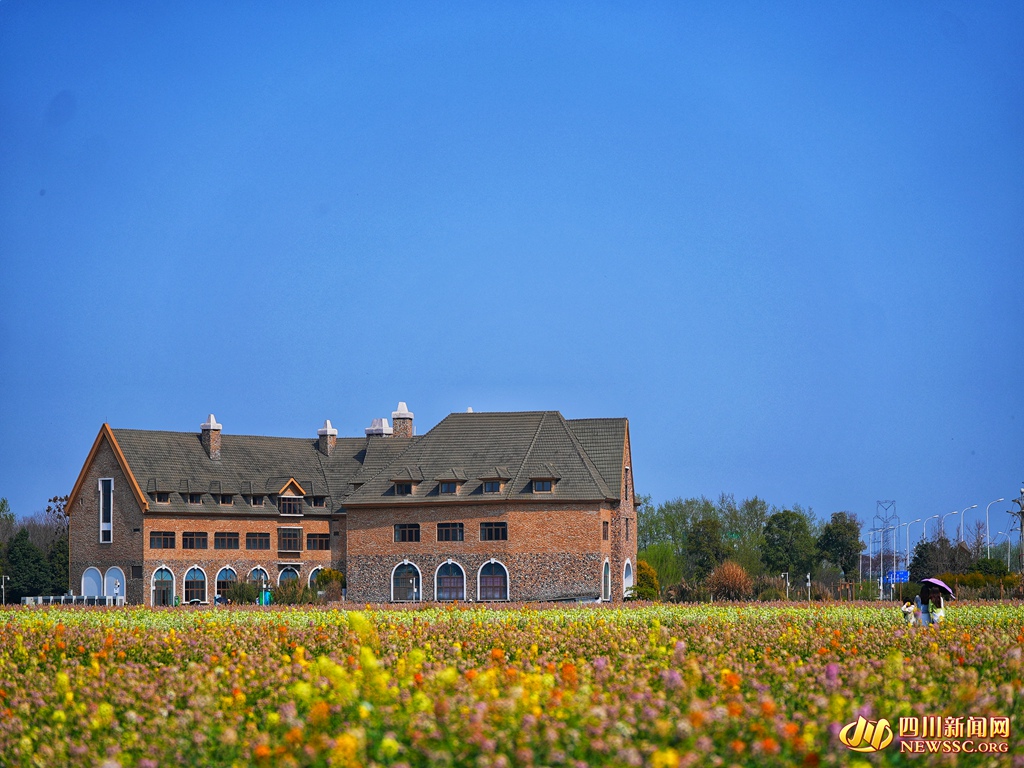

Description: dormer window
[395,483,413,496]
[530,464,560,493]
[279,497,303,515]
[155,492,170,504]
[479,467,511,495]
[188,493,202,505]
[251,495,264,507]
[439,482,458,495]
[219,494,233,506]
[310,496,326,508]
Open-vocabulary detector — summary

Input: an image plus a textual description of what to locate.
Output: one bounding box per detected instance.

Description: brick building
[68,404,637,605]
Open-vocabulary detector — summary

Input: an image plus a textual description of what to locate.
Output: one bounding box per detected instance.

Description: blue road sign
[885,570,910,584]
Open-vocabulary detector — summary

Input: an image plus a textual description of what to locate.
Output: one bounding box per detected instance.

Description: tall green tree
[685,514,727,579]
[762,509,817,575]
[4,528,52,603]
[816,512,863,577]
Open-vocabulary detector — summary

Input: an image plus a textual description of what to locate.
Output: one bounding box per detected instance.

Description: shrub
[753,575,788,600]
[224,580,261,605]
[271,578,317,605]
[627,560,660,601]
[316,568,346,602]
[706,561,752,601]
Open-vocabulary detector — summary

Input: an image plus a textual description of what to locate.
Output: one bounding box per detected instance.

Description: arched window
[249,567,269,586]
[278,567,299,585]
[435,561,465,601]
[104,567,125,598]
[308,567,322,588]
[623,560,634,594]
[478,560,509,601]
[152,568,174,606]
[184,567,206,603]
[216,568,236,598]
[392,562,420,602]
[602,561,611,601]
[82,567,103,597]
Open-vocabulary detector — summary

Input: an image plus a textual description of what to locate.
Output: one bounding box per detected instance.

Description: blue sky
[1,2,1022,546]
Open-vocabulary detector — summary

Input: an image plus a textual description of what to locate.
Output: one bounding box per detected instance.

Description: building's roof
[344,411,624,505]
[106,410,628,515]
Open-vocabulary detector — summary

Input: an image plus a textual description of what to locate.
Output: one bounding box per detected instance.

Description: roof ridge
[507,412,547,497]
[555,412,613,499]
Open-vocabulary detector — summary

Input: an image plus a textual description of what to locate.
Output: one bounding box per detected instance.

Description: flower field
[1,603,1022,767]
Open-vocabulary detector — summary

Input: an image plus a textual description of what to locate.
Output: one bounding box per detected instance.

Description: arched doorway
[392,562,420,602]
[435,561,465,601]
[82,567,102,597]
[152,568,174,606]
[478,560,509,601]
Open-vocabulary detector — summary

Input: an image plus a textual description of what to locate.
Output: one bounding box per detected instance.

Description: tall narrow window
[603,521,609,541]
[625,519,630,541]
[99,478,113,543]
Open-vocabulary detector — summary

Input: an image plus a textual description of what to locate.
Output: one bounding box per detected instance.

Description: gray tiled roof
[344,411,625,505]
[110,411,627,514]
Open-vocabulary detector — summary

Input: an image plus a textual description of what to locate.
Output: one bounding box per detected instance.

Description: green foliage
[637,542,682,590]
[685,514,726,580]
[627,560,660,601]
[47,533,69,594]
[224,580,262,604]
[315,568,346,602]
[970,558,1009,577]
[761,509,817,575]
[271,578,318,605]
[816,511,863,576]
[706,560,753,601]
[4,528,51,602]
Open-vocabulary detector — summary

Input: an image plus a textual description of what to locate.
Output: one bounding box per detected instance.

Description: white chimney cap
[365,417,394,436]
[201,414,222,431]
[467,407,473,413]
[392,402,414,419]
[318,419,338,437]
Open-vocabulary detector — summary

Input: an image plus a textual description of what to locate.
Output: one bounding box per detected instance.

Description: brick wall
[345,500,616,602]
[141,513,338,605]
[69,436,145,604]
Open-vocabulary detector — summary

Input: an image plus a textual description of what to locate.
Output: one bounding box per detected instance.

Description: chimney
[365,417,394,438]
[201,414,222,460]
[392,401,414,438]
[318,419,338,456]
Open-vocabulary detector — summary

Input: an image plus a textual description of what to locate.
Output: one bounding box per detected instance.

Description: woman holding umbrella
[921,578,955,625]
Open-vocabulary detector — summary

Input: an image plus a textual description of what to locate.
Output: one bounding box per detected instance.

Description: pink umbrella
[921,577,956,599]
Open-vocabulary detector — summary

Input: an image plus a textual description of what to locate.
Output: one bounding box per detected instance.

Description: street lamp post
[905,518,921,568]
[1012,487,1024,574]
[1,574,8,605]
[986,499,1004,560]
[940,510,959,540]
[958,504,978,543]
[781,572,790,601]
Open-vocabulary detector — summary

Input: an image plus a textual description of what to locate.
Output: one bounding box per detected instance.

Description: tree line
[636,494,863,594]
[0,496,69,603]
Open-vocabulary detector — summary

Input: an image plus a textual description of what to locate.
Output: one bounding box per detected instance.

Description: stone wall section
[69,437,145,604]
[345,500,612,602]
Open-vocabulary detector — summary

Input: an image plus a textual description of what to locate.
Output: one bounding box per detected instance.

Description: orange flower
[688,709,705,728]
[761,699,776,716]
[465,669,478,681]
[730,740,746,753]
[727,702,743,717]
[309,701,330,726]
[253,744,271,760]
[285,726,304,746]
[561,663,578,687]
[762,737,780,754]
[784,722,799,737]
[490,648,505,662]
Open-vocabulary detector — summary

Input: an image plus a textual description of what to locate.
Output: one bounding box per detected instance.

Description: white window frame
[390,560,422,602]
[434,559,466,601]
[104,566,126,598]
[623,559,634,595]
[151,566,175,606]
[183,565,208,603]
[277,566,300,586]
[308,567,323,588]
[98,477,114,543]
[602,559,611,601]
[81,567,103,597]
[476,558,510,602]
[216,567,237,598]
